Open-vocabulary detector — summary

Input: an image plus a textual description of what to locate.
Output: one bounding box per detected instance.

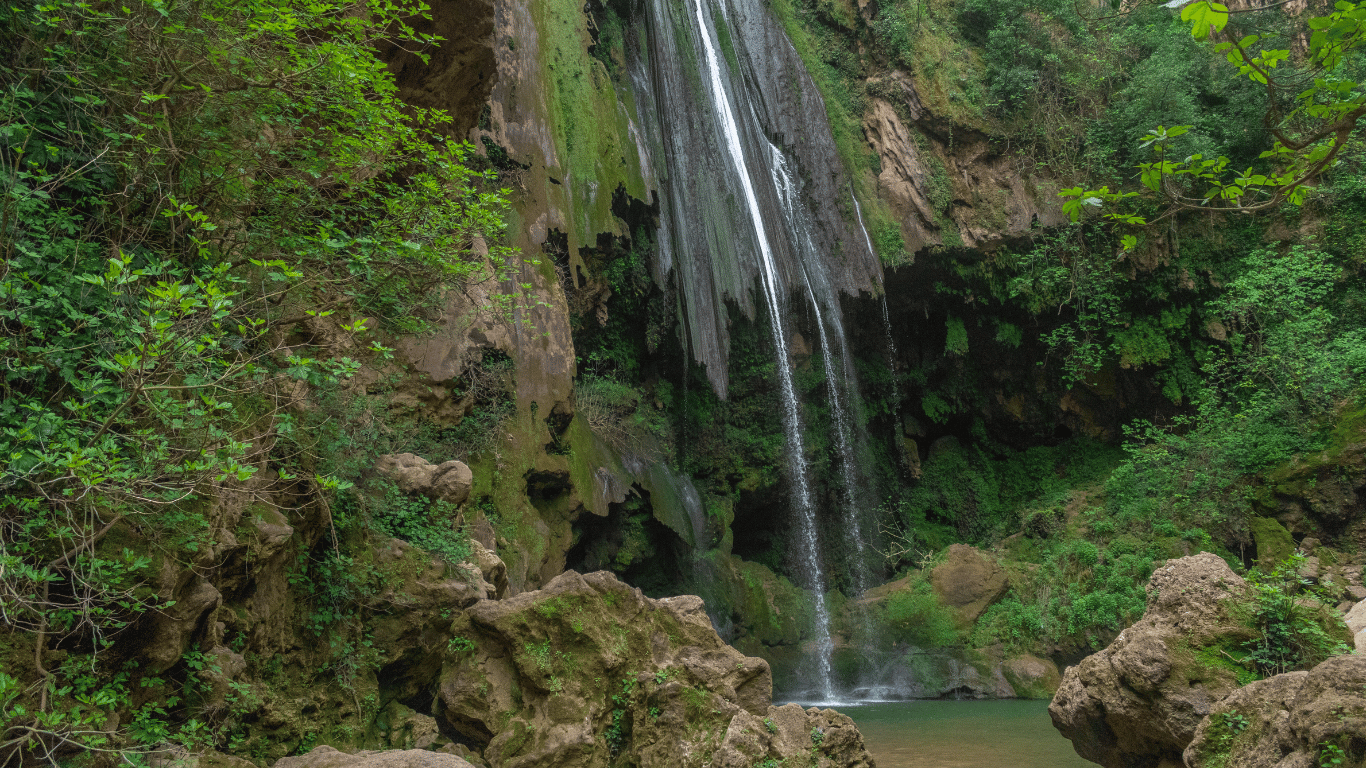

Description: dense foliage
[0,0,518,759]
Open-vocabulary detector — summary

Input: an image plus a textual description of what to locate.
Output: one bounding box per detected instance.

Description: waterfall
[633,0,885,701]
[684,0,836,700]
[773,149,873,598]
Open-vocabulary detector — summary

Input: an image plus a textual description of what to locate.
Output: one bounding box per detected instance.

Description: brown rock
[1344,599,1366,651]
[861,574,912,602]
[1186,655,1366,768]
[274,746,475,768]
[375,453,473,506]
[374,537,489,609]
[470,540,508,599]
[142,574,223,673]
[1049,553,1253,768]
[200,753,260,768]
[929,544,1008,626]
[196,646,248,713]
[1299,555,1320,582]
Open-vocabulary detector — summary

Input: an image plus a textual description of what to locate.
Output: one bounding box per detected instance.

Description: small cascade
[850,188,877,256]
[880,296,900,410]
[850,188,902,414]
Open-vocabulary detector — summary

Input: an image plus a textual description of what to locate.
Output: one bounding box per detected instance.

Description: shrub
[880,579,962,648]
[1242,555,1350,676]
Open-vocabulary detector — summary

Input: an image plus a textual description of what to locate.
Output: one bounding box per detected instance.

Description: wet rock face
[435,570,874,768]
[1185,655,1366,768]
[1049,553,1252,768]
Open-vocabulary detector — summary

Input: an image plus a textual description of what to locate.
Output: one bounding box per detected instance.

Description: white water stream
[771,147,872,597]
[850,189,902,413]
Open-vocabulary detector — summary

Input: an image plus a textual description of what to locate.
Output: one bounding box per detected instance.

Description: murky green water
[837,700,1093,768]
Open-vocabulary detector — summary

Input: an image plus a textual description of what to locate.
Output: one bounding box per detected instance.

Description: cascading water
[632,0,885,701]
[771,147,874,597]
[685,0,836,700]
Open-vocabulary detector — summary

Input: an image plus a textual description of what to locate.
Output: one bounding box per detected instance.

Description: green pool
[835,700,1093,768]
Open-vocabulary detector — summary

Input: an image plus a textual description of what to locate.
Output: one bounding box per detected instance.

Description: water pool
[832,700,1092,768]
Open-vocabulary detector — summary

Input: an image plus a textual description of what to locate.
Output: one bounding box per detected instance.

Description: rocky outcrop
[929,544,1008,627]
[1345,598,1366,651]
[432,570,873,768]
[1248,517,1295,568]
[1049,553,1254,768]
[1185,655,1366,768]
[375,454,474,506]
[1001,654,1062,700]
[862,72,1065,254]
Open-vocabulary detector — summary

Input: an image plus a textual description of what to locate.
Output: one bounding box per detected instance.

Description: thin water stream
[840,701,1091,768]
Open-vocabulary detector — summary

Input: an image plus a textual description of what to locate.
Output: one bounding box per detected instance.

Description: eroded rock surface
[1049,553,1253,768]
[275,746,476,768]
[1185,655,1366,768]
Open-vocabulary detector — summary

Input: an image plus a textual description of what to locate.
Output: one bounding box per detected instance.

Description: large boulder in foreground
[1185,655,1366,768]
[437,570,873,768]
[1049,553,1254,768]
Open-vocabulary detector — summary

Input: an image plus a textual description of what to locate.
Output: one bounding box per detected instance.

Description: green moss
[1248,518,1295,570]
[712,8,740,73]
[532,0,649,245]
[1193,643,1261,687]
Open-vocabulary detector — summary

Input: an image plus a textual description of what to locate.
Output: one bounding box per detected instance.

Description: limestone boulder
[275,746,475,768]
[710,705,872,768]
[929,544,1008,626]
[1185,655,1366,768]
[470,540,509,599]
[1344,598,1366,651]
[1001,654,1062,700]
[1049,553,1255,768]
[435,570,874,768]
[375,453,473,506]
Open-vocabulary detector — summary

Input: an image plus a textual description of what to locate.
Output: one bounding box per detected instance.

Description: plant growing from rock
[1243,554,1351,676]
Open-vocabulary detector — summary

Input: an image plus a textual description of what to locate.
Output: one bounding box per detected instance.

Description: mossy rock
[1249,517,1295,569]
[1000,654,1061,699]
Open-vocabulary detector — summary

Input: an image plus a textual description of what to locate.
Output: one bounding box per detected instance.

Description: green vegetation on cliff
[0,0,526,758]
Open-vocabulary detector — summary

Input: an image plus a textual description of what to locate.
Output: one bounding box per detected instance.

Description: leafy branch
[1061,0,1366,240]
